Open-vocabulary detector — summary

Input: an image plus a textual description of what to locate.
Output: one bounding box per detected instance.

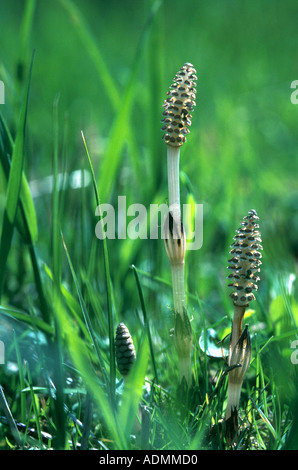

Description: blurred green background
[0,0,298,428]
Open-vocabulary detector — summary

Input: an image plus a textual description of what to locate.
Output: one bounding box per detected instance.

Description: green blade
[0,52,34,297]
[119,334,149,438]
[0,113,38,245]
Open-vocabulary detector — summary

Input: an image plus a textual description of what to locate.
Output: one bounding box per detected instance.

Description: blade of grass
[196,293,208,394]
[26,362,43,448]
[0,52,34,297]
[146,0,164,194]
[58,0,147,187]
[0,112,49,324]
[17,0,36,83]
[60,0,162,202]
[80,391,93,450]
[0,113,38,245]
[131,264,158,383]
[43,263,91,339]
[58,0,120,110]
[60,0,163,175]
[0,306,53,336]
[61,231,109,388]
[4,59,34,227]
[50,94,66,450]
[81,131,115,402]
[0,386,22,447]
[119,333,149,439]
[249,395,277,441]
[96,2,161,203]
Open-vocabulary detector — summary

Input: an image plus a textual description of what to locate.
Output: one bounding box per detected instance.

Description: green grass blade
[81,131,115,402]
[58,0,120,110]
[249,395,277,441]
[50,97,67,449]
[145,0,164,194]
[43,262,91,339]
[61,231,109,388]
[52,95,62,284]
[119,334,149,439]
[18,0,36,80]
[131,264,158,383]
[13,331,27,423]
[50,299,66,449]
[26,363,43,448]
[96,4,159,203]
[0,53,34,297]
[0,386,22,447]
[0,306,53,335]
[0,112,48,324]
[5,58,33,224]
[59,0,161,204]
[0,113,38,244]
[27,244,50,325]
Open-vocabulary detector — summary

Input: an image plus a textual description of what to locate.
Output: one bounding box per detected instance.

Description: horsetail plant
[161,63,197,392]
[225,209,262,438]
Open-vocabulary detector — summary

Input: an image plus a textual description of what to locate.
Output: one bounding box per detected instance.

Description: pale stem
[166,144,192,388]
[225,380,242,420]
[229,305,246,365]
[167,145,181,223]
[226,304,246,422]
[171,262,186,317]
[171,262,192,388]
[177,355,192,389]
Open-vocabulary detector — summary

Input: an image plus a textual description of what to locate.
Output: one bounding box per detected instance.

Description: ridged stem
[225,324,251,424]
[177,354,192,390]
[171,262,186,317]
[226,305,245,423]
[225,381,242,420]
[229,305,245,365]
[167,146,192,388]
[171,262,192,388]
[167,145,181,222]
